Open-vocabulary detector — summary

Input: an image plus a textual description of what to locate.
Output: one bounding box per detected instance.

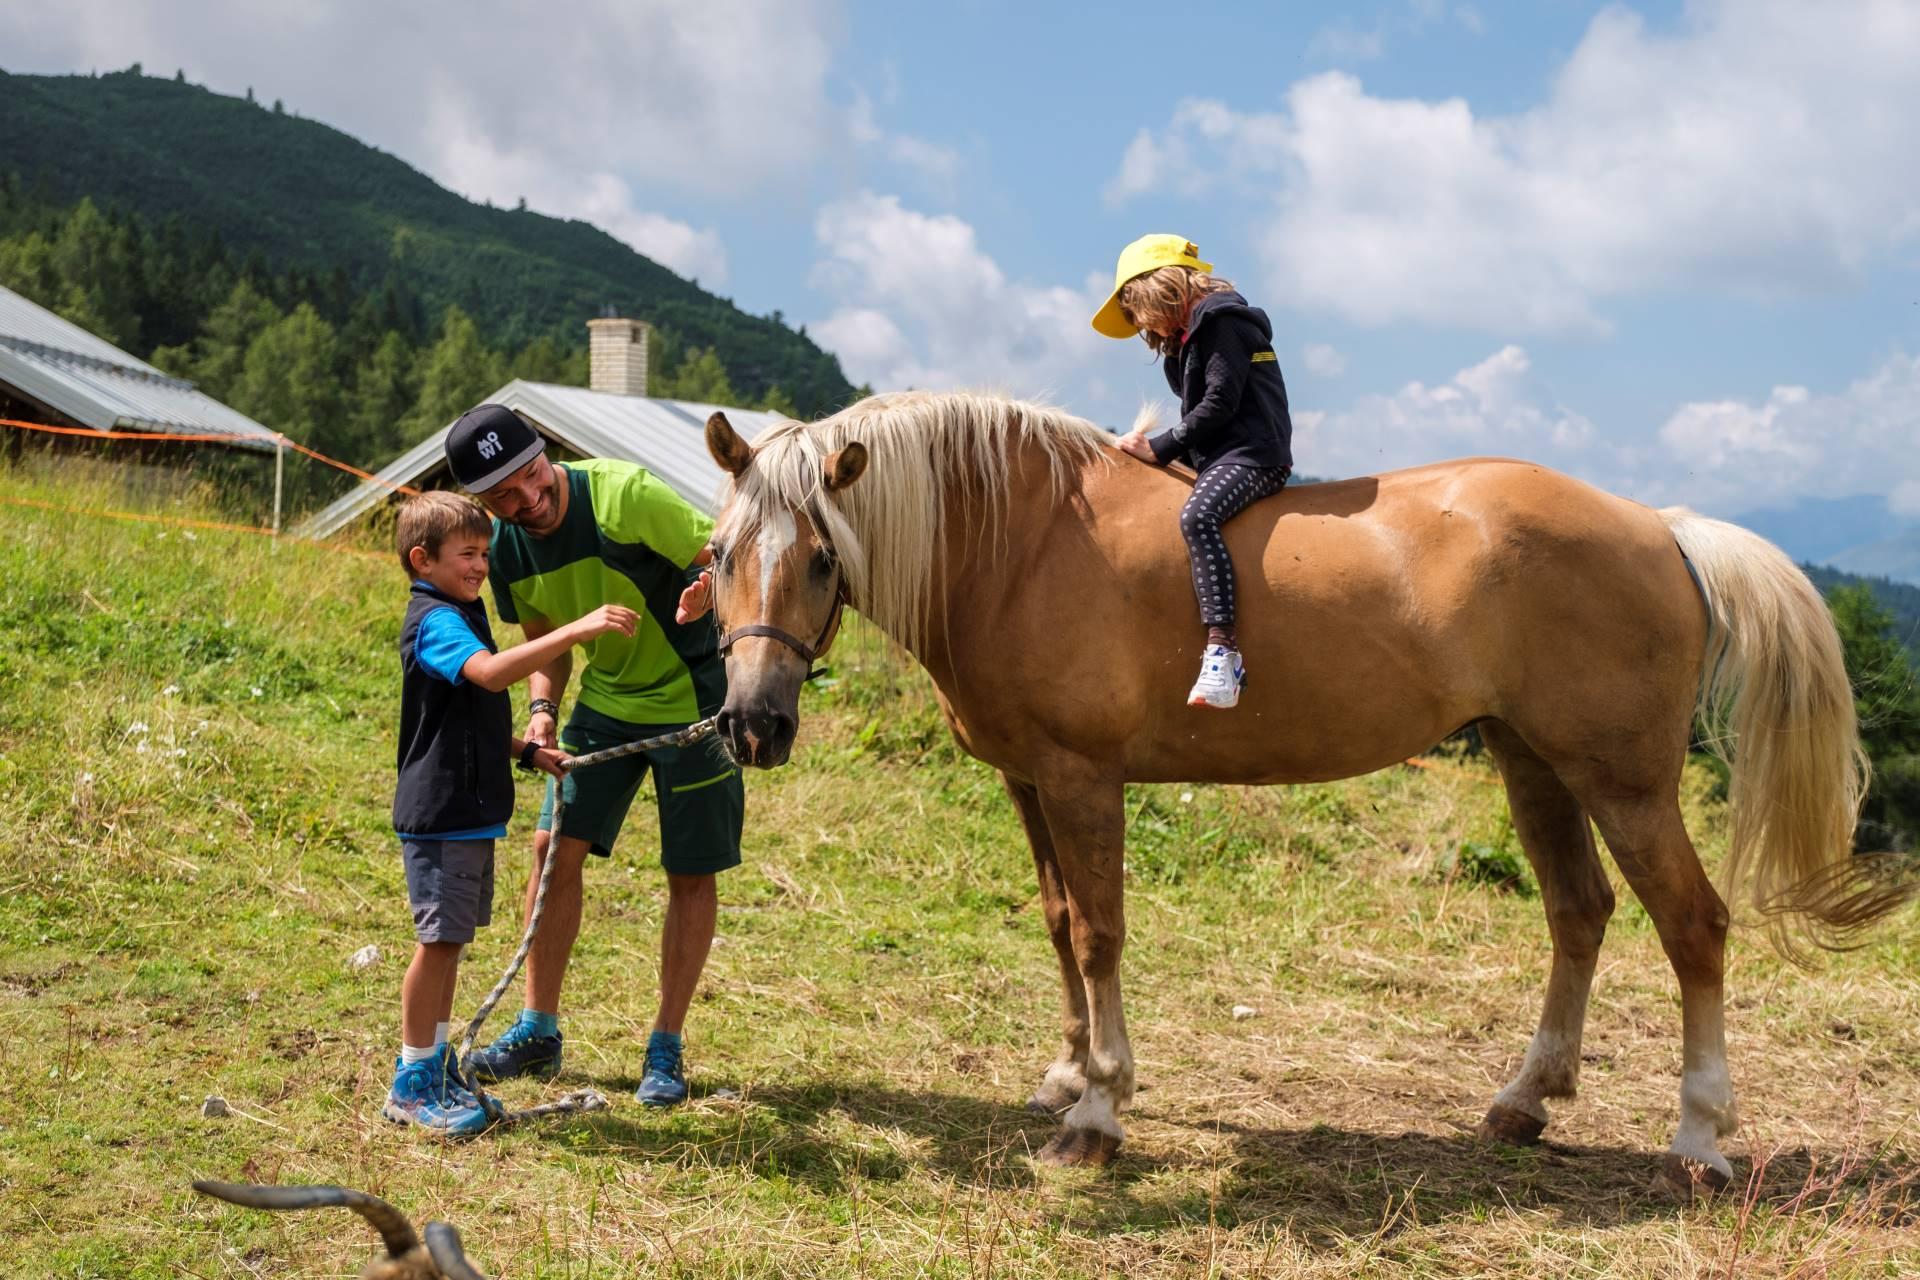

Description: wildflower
[182,530,197,541]
[250,687,264,698]
[127,721,149,736]
[1180,791,1195,804]
[162,685,180,696]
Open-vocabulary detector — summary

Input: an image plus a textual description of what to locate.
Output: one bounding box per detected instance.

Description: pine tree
[231,303,341,447]
[151,279,282,399]
[759,384,800,417]
[348,330,421,461]
[407,306,504,436]
[658,346,735,405]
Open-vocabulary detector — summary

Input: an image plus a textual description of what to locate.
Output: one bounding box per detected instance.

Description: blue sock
[648,1029,682,1048]
[519,1009,560,1036]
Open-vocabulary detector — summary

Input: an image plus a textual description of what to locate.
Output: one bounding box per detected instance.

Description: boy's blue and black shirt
[393,581,513,839]
[1146,289,1294,474]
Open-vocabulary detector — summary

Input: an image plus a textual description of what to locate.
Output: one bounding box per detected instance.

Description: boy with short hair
[386,490,639,1135]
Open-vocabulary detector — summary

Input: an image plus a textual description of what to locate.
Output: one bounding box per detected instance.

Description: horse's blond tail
[1659,508,1910,959]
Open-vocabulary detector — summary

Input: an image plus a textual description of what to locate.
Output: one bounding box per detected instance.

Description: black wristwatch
[517,739,542,772]
[530,698,559,718]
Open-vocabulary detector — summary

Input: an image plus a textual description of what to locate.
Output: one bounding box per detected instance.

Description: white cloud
[848,92,962,191]
[1652,352,1920,511]
[1109,1,1920,334]
[0,0,846,278]
[1306,2,1483,64]
[1302,343,1347,377]
[808,192,1108,395]
[1297,345,1599,479]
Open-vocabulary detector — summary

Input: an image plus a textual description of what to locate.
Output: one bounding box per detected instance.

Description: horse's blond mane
[716,390,1111,654]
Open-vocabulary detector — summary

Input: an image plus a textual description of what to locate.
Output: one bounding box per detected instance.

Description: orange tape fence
[0,415,411,562]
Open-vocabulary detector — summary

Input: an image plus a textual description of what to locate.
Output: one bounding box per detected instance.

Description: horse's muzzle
[716,700,797,768]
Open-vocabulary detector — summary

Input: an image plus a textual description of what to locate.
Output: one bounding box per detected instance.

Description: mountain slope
[0,67,854,413]
[1827,529,1920,587]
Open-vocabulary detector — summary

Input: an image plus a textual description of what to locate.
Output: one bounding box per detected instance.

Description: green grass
[2,456,1917,1277]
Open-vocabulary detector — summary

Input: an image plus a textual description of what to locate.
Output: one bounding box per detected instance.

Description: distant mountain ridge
[1734,493,1920,588]
[0,66,854,414]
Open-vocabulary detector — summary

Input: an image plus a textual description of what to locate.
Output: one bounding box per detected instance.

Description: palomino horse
[700,390,1895,1192]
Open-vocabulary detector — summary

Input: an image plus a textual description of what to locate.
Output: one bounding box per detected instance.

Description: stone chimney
[587,307,650,396]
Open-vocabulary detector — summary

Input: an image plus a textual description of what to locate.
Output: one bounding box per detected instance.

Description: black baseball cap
[446,404,545,492]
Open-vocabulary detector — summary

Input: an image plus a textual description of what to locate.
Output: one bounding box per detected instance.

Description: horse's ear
[823,442,868,492]
[706,413,753,476]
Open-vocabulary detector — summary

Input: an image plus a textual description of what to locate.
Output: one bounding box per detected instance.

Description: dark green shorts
[539,702,743,876]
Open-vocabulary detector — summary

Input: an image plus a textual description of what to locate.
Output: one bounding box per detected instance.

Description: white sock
[400,1042,439,1065]
[434,1021,450,1048]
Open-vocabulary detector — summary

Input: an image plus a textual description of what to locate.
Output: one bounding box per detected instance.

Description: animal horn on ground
[192,1179,420,1261]
[425,1222,491,1279]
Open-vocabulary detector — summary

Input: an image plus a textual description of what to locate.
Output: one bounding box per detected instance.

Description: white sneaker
[1187,645,1245,709]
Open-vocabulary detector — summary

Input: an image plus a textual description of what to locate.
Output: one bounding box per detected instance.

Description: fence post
[272,436,284,547]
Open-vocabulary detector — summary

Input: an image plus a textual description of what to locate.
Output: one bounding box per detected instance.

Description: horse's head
[705,411,866,768]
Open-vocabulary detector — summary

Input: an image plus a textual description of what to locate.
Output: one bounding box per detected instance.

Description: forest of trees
[0,190,815,505]
[0,66,856,414]
[1827,584,1920,851]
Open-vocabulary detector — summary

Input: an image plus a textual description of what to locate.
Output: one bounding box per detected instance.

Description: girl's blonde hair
[1119,266,1236,356]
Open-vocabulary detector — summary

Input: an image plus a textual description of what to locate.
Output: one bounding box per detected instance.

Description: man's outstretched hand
[677,568,714,624]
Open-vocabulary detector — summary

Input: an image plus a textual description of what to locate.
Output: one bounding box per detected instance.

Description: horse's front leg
[1029,766,1130,1167]
[1004,775,1089,1114]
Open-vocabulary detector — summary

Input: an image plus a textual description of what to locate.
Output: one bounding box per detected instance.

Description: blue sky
[6,0,1919,521]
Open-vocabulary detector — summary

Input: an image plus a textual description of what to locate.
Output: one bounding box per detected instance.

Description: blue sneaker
[382,1056,491,1136]
[439,1046,488,1108]
[468,1017,563,1083]
[635,1031,688,1107]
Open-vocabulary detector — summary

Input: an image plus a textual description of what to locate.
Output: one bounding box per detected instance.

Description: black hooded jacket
[1145,290,1294,474]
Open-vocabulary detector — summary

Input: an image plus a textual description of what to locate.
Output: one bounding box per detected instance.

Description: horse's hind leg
[1580,788,1738,1195]
[1478,721,1616,1146]
[1004,774,1089,1114]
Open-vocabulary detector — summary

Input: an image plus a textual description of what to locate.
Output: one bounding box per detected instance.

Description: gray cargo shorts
[401,838,496,944]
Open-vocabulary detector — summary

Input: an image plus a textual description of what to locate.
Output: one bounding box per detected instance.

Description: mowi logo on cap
[476,431,502,460]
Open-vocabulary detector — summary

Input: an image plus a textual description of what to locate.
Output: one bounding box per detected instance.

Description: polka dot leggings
[1178,463,1291,629]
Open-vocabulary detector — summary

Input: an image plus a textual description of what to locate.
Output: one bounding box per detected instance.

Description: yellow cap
[1090,234,1214,338]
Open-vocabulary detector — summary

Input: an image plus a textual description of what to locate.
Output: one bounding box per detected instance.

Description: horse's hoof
[1033,1127,1121,1168]
[1025,1083,1081,1116]
[1476,1103,1547,1147]
[1654,1153,1732,1202]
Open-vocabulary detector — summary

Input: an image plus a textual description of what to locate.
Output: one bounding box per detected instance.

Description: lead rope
[454,717,721,1125]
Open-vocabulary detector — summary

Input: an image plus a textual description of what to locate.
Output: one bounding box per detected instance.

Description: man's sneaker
[439,1045,485,1107]
[1187,644,1245,709]
[635,1031,688,1107]
[382,1056,492,1137]
[468,1018,563,1083]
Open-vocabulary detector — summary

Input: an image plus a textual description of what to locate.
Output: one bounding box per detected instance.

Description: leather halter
[717,575,847,676]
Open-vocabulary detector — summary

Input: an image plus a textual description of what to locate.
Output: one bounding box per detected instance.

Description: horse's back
[1065,455,1708,782]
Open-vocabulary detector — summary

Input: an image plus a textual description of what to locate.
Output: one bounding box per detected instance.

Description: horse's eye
[810,547,835,578]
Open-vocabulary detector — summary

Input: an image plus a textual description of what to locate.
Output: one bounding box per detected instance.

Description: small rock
[710,1087,741,1100]
[1231,1005,1259,1021]
[346,945,381,973]
[201,1096,230,1118]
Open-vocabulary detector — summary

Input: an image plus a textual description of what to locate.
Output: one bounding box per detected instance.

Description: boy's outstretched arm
[524,615,568,749]
[460,605,638,695]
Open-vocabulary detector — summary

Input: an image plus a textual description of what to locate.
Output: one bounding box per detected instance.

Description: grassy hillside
[2,459,1917,1277]
[0,66,854,414]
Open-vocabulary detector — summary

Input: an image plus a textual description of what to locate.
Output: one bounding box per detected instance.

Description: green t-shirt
[489,459,722,724]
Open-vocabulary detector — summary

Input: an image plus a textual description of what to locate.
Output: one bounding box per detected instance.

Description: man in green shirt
[443,404,743,1107]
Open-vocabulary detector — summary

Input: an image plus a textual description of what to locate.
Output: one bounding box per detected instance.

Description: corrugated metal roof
[295,379,784,539]
[0,284,275,449]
